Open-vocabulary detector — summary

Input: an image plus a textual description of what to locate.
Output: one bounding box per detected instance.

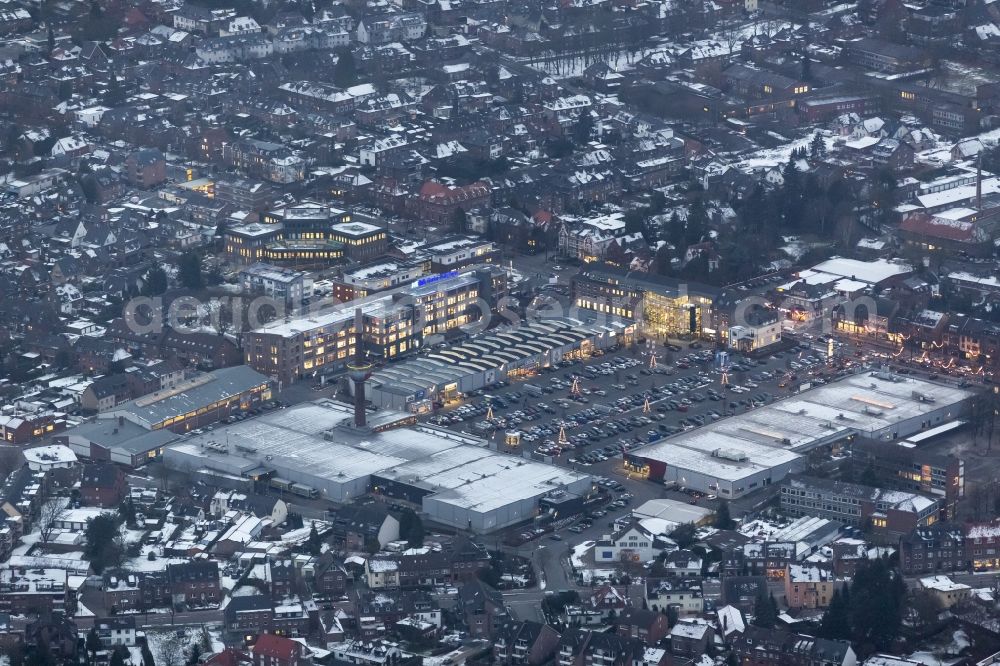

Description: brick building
[556,629,644,666]
[494,621,561,666]
[851,440,964,517]
[167,561,221,606]
[252,633,310,666]
[409,180,491,225]
[0,568,71,615]
[124,148,167,188]
[80,463,128,507]
[731,627,856,666]
[966,521,1000,572]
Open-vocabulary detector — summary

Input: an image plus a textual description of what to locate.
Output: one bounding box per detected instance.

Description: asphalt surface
[432,340,838,501]
[419,338,854,617]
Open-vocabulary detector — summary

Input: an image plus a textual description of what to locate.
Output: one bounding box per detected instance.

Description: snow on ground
[947,630,970,655]
[571,540,594,568]
[734,133,838,170]
[146,627,210,666]
[524,47,648,79]
[781,240,809,260]
[75,601,95,618]
[974,126,1000,148]
[123,528,146,545]
[578,568,619,584]
[501,574,531,588]
[208,628,225,653]
[907,653,962,666]
[739,519,783,540]
[124,544,189,572]
[937,60,997,96]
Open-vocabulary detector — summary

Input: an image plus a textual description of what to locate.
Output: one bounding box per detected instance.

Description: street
[418,339,845,620]
[73,608,224,631]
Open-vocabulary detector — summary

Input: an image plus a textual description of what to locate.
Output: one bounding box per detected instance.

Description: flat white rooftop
[635,373,972,480]
[632,498,714,524]
[805,257,912,286]
[166,400,590,515]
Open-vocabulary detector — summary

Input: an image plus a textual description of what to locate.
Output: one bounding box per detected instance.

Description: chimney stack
[346,307,372,429]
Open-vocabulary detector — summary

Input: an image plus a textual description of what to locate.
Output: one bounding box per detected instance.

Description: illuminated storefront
[573,265,719,339]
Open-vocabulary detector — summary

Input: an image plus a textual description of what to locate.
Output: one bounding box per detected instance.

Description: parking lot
[421,338,857,539]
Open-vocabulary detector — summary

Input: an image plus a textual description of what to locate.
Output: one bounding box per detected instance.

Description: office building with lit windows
[331,261,429,302]
[780,474,940,540]
[572,264,719,338]
[851,437,964,517]
[243,266,507,384]
[224,203,388,267]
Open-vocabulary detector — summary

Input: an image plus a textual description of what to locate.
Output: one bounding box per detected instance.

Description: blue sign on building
[417,271,459,287]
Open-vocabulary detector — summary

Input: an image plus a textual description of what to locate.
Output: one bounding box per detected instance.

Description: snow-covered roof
[23,444,77,466]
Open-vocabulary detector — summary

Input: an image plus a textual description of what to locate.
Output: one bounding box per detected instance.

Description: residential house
[251,633,310,666]
[585,585,628,620]
[167,560,221,606]
[80,373,133,412]
[365,559,400,590]
[458,579,507,640]
[645,579,703,617]
[95,617,136,647]
[783,564,837,609]
[310,555,346,598]
[731,627,856,666]
[494,620,561,666]
[556,629,643,666]
[918,575,971,608]
[226,594,275,639]
[80,463,127,507]
[616,608,670,644]
[594,525,661,564]
[669,620,713,657]
[899,524,966,575]
[662,550,703,577]
[330,505,400,550]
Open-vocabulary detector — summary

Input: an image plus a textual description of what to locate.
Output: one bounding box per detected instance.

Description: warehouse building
[163,399,592,532]
[62,419,179,468]
[625,373,973,499]
[363,317,633,411]
[102,365,274,432]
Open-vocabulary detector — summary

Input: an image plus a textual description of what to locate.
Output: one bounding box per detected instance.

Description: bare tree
[38,497,68,545]
[158,632,187,666]
[153,461,173,493]
[719,22,744,59]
